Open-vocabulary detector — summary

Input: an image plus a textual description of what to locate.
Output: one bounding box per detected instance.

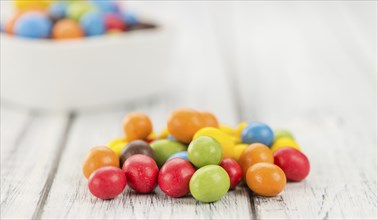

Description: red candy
[158,158,196,198]
[273,147,310,181]
[122,154,158,193]
[88,166,127,200]
[220,158,242,189]
[104,13,126,31]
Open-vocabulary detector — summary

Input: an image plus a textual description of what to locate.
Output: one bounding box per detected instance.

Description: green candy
[274,129,295,142]
[188,136,222,168]
[66,1,95,21]
[189,165,230,203]
[150,139,186,167]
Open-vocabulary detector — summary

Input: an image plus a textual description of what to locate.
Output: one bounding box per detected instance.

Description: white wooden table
[1,2,377,219]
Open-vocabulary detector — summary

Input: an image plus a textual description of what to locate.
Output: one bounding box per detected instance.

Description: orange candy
[201,111,219,127]
[4,11,23,35]
[246,163,286,196]
[238,143,274,178]
[82,147,119,179]
[123,112,153,141]
[167,108,206,143]
[52,19,84,40]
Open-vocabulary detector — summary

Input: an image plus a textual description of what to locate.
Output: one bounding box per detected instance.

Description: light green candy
[188,136,222,168]
[274,129,295,142]
[150,139,186,167]
[66,1,95,21]
[190,165,230,203]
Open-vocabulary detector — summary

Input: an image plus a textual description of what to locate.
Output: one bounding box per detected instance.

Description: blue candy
[122,11,138,26]
[91,0,118,13]
[80,11,105,36]
[168,151,189,161]
[241,122,274,146]
[168,134,177,141]
[48,2,67,20]
[14,12,52,39]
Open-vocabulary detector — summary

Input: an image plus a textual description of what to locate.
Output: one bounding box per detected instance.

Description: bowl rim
[0,19,173,47]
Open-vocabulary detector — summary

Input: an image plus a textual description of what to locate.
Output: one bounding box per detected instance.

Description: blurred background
[1,1,377,125]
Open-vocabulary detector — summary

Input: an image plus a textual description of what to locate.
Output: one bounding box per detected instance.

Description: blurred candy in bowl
[1,0,174,110]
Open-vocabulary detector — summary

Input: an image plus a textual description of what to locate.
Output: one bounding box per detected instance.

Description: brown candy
[120,140,155,166]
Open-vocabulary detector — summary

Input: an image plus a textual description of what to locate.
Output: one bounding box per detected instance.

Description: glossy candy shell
[189,165,230,203]
[232,144,248,161]
[246,163,286,197]
[119,140,154,166]
[82,147,120,179]
[52,19,84,40]
[123,112,153,141]
[238,143,274,178]
[88,166,126,200]
[104,13,126,31]
[66,1,94,21]
[200,111,219,127]
[274,147,310,181]
[167,151,189,161]
[107,137,127,157]
[188,136,222,168]
[167,108,206,143]
[193,127,234,158]
[271,137,301,152]
[122,154,159,193]
[158,158,195,197]
[14,12,52,38]
[241,122,274,146]
[80,11,106,36]
[220,158,242,189]
[274,129,295,141]
[150,139,187,167]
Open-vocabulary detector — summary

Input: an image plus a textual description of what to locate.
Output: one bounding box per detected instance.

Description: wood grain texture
[1,113,70,219]
[1,107,31,154]
[251,118,377,219]
[227,2,377,219]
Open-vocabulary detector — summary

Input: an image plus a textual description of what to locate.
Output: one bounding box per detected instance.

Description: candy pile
[82,109,310,202]
[2,0,155,40]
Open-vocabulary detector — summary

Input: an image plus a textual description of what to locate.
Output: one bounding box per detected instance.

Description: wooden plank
[1,113,71,219]
[252,118,377,219]
[1,107,31,154]
[40,2,252,219]
[225,2,377,219]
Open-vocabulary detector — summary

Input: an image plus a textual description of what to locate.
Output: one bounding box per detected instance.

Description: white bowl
[1,22,175,111]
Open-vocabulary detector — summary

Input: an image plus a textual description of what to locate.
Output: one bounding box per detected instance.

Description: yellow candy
[147,131,157,140]
[193,127,234,158]
[14,0,53,10]
[107,137,127,157]
[220,124,242,144]
[158,128,169,139]
[219,124,237,136]
[233,122,248,144]
[230,136,241,145]
[236,122,248,136]
[271,137,301,153]
[233,144,249,161]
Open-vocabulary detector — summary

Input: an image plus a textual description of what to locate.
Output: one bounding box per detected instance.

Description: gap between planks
[31,112,76,220]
